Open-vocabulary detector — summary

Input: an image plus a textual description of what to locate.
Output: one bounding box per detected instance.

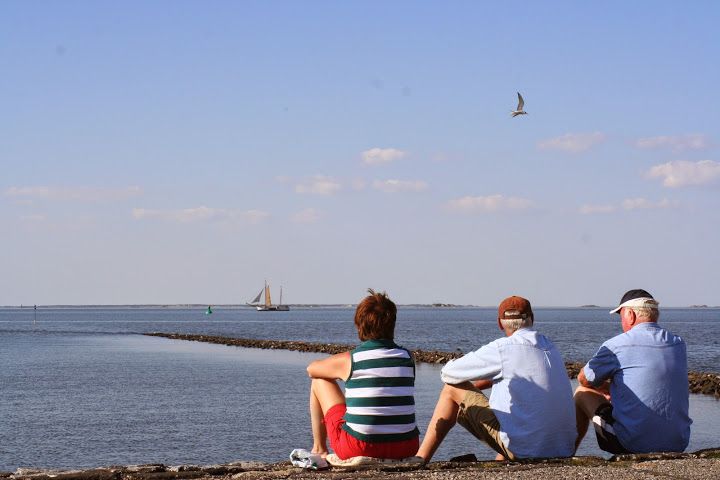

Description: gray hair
[500,317,533,333]
[630,306,659,322]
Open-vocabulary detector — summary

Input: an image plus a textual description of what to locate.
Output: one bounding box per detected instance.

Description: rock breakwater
[144,333,720,398]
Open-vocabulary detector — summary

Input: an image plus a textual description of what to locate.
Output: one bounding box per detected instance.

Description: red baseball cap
[498,296,533,320]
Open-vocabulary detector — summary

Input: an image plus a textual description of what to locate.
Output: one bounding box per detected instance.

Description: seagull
[511,92,527,117]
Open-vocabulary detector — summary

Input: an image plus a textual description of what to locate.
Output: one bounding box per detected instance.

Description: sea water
[1,307,718,471]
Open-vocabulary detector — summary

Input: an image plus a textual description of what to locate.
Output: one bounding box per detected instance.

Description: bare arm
[307,351,351,380]
[578,368,611,398]
[577,368,593,388]
[472,379,494,390]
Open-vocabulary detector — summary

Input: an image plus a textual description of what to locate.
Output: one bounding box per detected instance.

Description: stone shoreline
[145,333,720,398]
[3,450,720,480]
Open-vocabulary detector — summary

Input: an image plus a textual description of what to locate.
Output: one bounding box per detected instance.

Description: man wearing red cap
[417,296,576,462]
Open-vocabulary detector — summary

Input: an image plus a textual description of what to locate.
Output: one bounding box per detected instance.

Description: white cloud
[19,214,47,222]
[447,194,533,213]
[580,198,676,214]
[240,210,271,223]
[372,179,428,193]
[537,132,606,153]
[579,204,616,215]
[621,198,673,210]
[647,160,720,188]
[361,147,406,165]
[292,208,321,224]
[294,175,342,195]
[4,186,142,201]
[634,134,709,152]
[132,206,269,223]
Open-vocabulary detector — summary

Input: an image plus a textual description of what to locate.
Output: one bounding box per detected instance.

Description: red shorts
[323,404,419,460]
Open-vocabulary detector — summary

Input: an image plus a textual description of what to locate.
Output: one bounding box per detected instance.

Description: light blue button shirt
[583,322,692,453]
[441,328,576,458]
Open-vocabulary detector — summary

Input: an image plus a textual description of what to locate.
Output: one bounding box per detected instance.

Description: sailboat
[248,281,290,311]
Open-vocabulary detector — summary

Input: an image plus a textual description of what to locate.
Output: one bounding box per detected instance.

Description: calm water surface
[1,307,718,471]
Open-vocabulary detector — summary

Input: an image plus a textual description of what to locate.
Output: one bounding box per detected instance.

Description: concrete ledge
[4,449,719,480]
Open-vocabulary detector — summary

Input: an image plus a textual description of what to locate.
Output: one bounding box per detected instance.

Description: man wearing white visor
[574,289,691,454]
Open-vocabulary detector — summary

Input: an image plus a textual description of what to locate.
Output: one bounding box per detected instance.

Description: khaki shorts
[457,390,515,461]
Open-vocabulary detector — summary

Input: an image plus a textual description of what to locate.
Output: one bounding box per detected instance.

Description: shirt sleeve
[440,342,502,384]
[583,344,619,386]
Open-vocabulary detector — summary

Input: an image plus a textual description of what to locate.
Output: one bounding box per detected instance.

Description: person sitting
[574,289,692,454]
[307,289,419,459]
[417,296,576,462]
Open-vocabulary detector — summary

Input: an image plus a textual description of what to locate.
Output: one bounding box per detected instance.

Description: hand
[596,380,611,401]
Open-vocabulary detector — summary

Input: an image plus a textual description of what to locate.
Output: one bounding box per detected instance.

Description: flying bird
[511,92,527,117]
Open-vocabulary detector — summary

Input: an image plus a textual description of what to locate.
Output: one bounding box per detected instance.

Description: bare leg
[416,382,475,462]
[309,378,345,456]
[309,384,328,455]
[573,385,611,452]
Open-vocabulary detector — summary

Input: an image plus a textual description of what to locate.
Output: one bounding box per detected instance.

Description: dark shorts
[323,404,419,460]
[592,403,630,455]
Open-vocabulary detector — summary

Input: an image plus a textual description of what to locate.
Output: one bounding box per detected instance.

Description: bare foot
[311,449,329,459]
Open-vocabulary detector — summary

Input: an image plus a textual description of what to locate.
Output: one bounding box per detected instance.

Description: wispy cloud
[132,207,269,223]
[19,214,47,222]
[372,179,428,193]
[361,147,406,165]
[4,186,142,202]
[292,208,321,224]
[294,175,342,195]
[634,134,710,152]
[537,132,606,153]
[447,194,533,213]
[647,160,720,188]
[580,198,675,214]
[579,204,616,215]
[621,198,673,210]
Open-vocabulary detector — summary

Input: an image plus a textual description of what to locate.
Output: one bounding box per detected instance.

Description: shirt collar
[512,326,535,335]
[631,322,661,331]
[360,339,397,348]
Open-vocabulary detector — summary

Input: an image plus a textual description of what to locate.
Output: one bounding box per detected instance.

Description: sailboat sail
[264,282,272,307]
[251,289,263,304]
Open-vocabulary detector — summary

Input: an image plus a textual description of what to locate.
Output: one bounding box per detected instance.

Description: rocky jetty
[3,450,719,479]
[144,333,720,398]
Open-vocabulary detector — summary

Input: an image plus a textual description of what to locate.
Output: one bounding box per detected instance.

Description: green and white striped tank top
[342,339,419,442]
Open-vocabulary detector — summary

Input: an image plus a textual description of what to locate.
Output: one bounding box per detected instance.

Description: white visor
[610,297,659,314]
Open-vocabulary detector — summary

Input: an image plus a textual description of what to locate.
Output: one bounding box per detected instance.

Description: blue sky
[2,1,719,306]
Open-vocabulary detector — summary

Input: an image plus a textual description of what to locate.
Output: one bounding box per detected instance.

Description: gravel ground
[4,450,720,480]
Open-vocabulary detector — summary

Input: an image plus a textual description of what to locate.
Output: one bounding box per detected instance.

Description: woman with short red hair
[306,289,419,459]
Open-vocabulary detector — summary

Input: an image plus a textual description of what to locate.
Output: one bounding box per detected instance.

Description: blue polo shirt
[583,322,692,453]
